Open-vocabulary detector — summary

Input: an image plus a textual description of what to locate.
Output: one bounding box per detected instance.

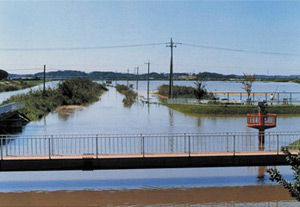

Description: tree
[0,69,8,80]
[241,73,256,103]
[267,147,300,201]
[194,80,208,100]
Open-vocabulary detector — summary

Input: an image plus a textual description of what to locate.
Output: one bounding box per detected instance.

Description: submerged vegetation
[2,78,108,120]
[157,82,216,100]
[115,84,137,107]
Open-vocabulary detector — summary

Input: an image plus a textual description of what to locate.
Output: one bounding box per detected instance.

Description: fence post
[268,132,271,151]
[226,133,229,152]
[252,93,255,105]
[1,138,3,160]
[188,136,191,157]
[96,135,98,159]
[48,136,51,159]
[140,134,142,154]
[227,93,229,103]
[233,135,236,156]
[290,92,292,105]
[142,135,145,158]
[277,93,280,104]
[265,93,267,102]
[6,138,8,156]
[184,133,186,153]
[277,135,279,155]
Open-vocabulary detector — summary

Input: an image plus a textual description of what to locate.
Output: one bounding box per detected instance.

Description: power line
[181,43,300,57]
[0,43,166,52]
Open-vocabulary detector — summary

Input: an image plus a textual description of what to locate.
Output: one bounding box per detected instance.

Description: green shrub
[2,78,108,120]
[115,84,137,107]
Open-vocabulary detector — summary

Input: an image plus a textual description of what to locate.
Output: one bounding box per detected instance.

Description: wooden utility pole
[166,38,180,99]
[136,66,139,90]
[43,65,46,96]
[127,69,129,87]
[145,60,150,101]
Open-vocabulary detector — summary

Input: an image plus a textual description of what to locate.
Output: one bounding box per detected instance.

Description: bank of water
[0,81,300,205]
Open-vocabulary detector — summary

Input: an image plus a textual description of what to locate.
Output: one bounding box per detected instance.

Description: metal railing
[0,102,24,116]
[166,92,300,105]
[0,132,300,160]
[247,114,277,127]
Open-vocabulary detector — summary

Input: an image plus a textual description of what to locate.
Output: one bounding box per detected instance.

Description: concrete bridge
[0,103,29,133]
[0,132,298,171]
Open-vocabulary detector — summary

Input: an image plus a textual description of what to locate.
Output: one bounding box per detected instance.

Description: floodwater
[0,80,300,206]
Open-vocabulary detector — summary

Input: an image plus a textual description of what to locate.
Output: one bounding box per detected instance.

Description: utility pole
[145,60,150,101]
[136,66,139,90]
[127,69,129,87]
[43,65,46,96]
[166,38,180,99]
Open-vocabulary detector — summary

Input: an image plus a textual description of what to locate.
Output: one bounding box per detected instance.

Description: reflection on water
[1,81,300,205]
[56,105,85,121]
[0,185,297,207]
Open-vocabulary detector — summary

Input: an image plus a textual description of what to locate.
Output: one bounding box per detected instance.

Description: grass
[0,80,39,92]
[166,104,300,115]
[115,84,138,107]
[1,78,108,120]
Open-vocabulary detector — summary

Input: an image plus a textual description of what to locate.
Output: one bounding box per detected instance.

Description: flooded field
[0,80,300,206]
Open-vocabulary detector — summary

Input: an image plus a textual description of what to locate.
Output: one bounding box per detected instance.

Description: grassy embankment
[1,78,108,120]
[158,84,300,115]
[166,104,300,115]
[115,84,137,107]
[0,80,41,92]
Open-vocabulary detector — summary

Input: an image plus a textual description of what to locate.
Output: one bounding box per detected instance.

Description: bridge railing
[0,102,24,115]
[0,132,300,159]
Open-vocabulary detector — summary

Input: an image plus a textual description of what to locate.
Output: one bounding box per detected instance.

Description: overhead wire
[180,43,300,57]
[0,43,166,51]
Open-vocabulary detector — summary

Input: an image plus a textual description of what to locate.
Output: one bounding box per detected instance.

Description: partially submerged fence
[0,132,299,159]
[167,92,300,105]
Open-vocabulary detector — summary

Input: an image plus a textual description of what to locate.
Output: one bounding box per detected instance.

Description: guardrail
[0,102,24,116]
[0,132,299,160]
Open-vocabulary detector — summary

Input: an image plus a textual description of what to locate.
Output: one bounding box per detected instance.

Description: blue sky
[1,1,300,75]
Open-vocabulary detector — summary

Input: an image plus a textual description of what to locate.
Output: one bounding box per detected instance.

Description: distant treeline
[8,70,300,81]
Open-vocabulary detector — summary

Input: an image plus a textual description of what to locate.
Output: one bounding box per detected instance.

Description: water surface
[0,80,299,206]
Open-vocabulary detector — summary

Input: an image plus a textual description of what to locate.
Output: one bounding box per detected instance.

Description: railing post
[233,135,236,156]
[277,135,279,155]
[1,138,3,160]
[6,138,8,156]
[96,135,98,159]
[265,93,267,102]
[188,136,191,157]
[268,132,271,151]
[184,133,186,153]
[227,93,229,103]
[226,132,229,152]
[290,92,292,105]
[277,93,280,104]
[48,136,51,159]
[142,135,145,158]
